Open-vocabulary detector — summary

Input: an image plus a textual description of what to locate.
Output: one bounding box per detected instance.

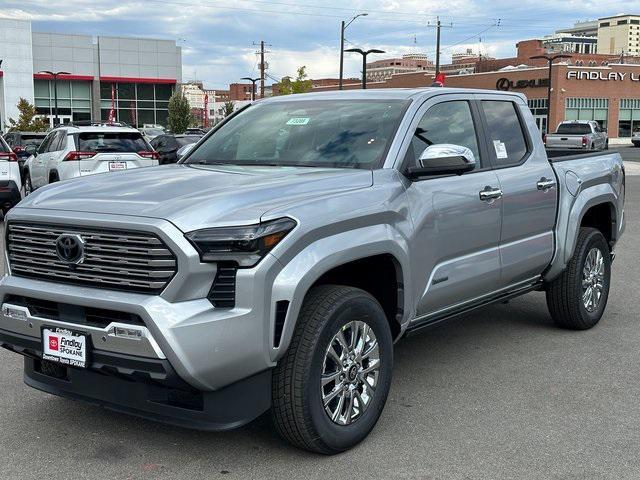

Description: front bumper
[0,327,270,431]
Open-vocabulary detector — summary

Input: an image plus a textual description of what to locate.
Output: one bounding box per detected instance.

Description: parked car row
[0,126,204,212]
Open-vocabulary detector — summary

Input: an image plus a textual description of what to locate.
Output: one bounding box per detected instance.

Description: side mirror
[25,145,37,156]
[406,144,477,179]
[177,143,196,160]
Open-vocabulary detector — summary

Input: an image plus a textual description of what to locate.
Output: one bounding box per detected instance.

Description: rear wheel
[545,227,611,329]
[272,285,393,454]
[24,172,33,196]
[49,171,59,184]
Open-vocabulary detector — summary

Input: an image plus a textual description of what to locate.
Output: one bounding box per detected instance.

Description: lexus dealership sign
[496,77,549,91]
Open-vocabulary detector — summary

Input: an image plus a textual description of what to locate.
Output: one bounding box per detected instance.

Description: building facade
[597,15,640,55]
[366,54,434,82]
[0,18,182,130]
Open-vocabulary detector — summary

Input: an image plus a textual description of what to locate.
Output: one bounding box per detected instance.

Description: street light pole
[529,54,571,134]
[241,77,261,101]
[39,70,70,127]
[339,13,367,90]
[344,48,385,89]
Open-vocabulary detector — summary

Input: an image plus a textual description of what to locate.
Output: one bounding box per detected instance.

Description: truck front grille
[7,223,177,294]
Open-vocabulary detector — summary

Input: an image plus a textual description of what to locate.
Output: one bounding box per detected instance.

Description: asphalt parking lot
[0,150,639,479]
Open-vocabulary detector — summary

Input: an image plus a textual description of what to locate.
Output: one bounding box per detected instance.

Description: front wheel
[545,227,611,329]
[272,285,393,454]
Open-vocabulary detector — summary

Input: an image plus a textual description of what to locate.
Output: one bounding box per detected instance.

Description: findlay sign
[567,70,640,81]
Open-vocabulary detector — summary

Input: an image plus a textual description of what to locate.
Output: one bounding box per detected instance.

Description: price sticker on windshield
[286,117,310,126]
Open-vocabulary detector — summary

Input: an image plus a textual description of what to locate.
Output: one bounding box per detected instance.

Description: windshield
[556,123,592,135]
[78,132,149,153]
[185,100,409,169]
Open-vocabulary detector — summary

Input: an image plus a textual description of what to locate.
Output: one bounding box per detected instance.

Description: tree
[223,101,235,117]
[167,91,191,133]
[277,66,313,95]
[8,98,48,132]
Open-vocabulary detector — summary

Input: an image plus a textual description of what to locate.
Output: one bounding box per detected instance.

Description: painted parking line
[624,162,640,175]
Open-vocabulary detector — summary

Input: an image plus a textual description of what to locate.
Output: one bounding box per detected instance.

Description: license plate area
[109,161,127,171]
[42,327,88,368]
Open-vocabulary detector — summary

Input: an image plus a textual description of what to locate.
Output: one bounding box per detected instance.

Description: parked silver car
[545,120,608,151]
[0,89,625,454]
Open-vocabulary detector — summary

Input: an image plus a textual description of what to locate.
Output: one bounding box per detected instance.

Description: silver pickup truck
[545,120,609,151]
[0,89,625,454]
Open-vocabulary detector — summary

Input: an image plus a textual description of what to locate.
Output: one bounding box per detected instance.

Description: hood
[19,164,373,232]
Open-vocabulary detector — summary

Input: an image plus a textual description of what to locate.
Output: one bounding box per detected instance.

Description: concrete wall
[0,18,34,129]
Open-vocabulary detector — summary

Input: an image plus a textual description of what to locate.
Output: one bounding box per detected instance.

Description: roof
[261,87,525,103]
[56,125,140,133]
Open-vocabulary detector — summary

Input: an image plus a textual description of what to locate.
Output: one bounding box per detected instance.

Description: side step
[404,280,543,337]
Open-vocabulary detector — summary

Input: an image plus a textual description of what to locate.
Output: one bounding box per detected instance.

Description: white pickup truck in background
[544,120,608,152]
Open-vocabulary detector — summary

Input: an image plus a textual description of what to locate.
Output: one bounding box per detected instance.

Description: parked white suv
[24,124,159,193]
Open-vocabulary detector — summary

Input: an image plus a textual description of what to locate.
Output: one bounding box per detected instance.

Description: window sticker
[286,117,310,126]
[493,140,508,159]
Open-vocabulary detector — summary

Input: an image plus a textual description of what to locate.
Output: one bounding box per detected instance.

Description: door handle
[479,186,503,202]
[537,177,556,191]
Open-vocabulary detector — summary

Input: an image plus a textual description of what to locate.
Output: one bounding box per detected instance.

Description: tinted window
[21,134,46,148]
[38,133,55,154]
[405,101,481,168]
[0,137,9,153]
[176,136,200,146]
[186,100,409,169]
[556,123,593,135]
[78,132,149,153]
[48,131,66,152]
[482,101,528,167]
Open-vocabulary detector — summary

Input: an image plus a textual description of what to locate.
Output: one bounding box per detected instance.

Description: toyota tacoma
[0,88,625,454]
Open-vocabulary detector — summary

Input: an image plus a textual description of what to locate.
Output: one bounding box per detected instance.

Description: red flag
[432,72,446,87]
[108,84,116,123]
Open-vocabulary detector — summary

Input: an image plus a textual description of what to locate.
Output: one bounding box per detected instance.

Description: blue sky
[2,0,639,89]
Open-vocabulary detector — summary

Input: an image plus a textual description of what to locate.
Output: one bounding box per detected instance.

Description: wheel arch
[269,227,411,362]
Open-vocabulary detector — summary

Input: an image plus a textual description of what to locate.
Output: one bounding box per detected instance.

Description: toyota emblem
[55,234,85,264]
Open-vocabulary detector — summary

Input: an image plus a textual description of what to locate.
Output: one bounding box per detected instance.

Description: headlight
[185,217,296,267]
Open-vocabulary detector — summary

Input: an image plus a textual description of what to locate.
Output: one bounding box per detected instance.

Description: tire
[545,227,611,330]
[49,171,59,184]
[24,172,33,196]
[272,285,393,454]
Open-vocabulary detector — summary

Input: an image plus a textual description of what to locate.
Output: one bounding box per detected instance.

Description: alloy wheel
[582,247,605,312]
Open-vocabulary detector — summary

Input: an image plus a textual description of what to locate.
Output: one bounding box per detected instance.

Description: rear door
[31,132,55,187]
[76,131,156,176]
[402,95,503,318]
[478,95,557,287]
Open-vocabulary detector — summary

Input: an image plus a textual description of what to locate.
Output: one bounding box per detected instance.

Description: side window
[481,101,528,167]
[57,133,68,152]
[47,131,64,152]
[405,101,481,169]
[38,133,54,154]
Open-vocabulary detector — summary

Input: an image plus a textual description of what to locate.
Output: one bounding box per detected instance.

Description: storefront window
[565,98,608,131]
[618,99,640,137]
[34,79,92,127]
[99,82,174,127]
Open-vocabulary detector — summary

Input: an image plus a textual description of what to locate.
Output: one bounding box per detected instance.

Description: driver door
[402,96,503,319]
[31,132,54,187]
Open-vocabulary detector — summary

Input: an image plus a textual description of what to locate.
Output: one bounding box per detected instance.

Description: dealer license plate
[42,327,88,368]
[109,161,127,172]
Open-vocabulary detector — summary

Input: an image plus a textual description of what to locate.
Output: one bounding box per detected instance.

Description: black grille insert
[3,295,145,329]
[208,263,237,308]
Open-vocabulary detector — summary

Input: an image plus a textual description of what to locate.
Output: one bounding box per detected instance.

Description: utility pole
[435,17,441,75]
[428,17,451,76]
[260,40,265,99]
[38,71,70,127]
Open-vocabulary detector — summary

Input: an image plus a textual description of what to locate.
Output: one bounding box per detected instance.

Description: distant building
[440,49,495,75]
[556,20,599,37]
[597,14,640,55]
[365,54,434,82]
[542,33,598,54]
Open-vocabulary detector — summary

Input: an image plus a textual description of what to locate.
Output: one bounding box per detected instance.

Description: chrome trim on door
[537,178,556,191]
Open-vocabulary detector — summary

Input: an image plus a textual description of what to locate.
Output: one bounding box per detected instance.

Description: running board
[404,280,544,337]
